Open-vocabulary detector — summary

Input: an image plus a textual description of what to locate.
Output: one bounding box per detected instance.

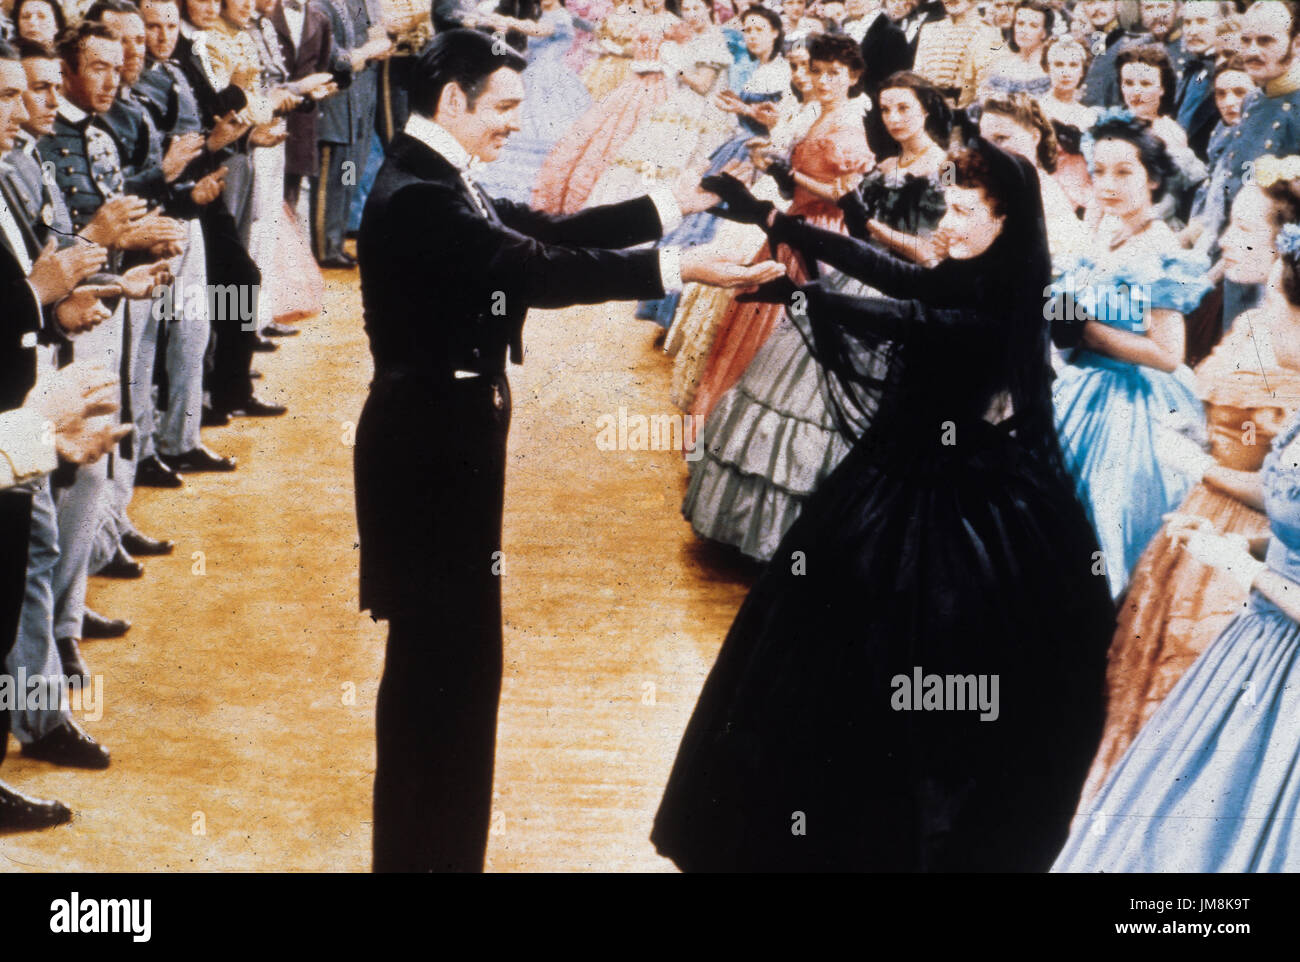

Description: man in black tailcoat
[355,28,783,872]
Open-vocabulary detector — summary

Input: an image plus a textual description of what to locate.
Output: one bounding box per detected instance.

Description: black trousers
[365,374,512,872]
[200,202,260,412]
[0,489,34,768]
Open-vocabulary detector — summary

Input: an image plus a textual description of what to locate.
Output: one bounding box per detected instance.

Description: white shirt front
[282,1,306,48]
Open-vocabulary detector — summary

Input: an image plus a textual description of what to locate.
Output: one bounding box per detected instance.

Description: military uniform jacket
[1217,62,1300,217]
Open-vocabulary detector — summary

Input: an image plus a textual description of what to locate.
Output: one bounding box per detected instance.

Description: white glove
[1180,531,1266,592]
[1153,428,1214,484]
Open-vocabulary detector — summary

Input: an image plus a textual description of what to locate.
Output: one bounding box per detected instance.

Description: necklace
[897,144,936,170]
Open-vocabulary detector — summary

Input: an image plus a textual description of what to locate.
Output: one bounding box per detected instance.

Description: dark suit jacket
[272,0,340,175]
[0,203,45,410]
[354,131,668,617]
[0,238,40,749]
[1176,54,1218,160]
[861,12,912,97]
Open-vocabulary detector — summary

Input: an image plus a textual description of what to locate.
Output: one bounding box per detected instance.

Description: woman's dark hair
[982,91,1060,172]
[806,31,864,76]
[1263,172,1300,304]
[947,146,1007,216]
[1116,43,1178,117]
[1088,113,1176,202]
[868,70,951,156]
[1007,0,1054,59]
[13,0,68,41]
[740,4,784,62]
[407,28,526,117]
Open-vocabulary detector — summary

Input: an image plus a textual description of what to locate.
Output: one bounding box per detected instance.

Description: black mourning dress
[651,144,1115,872]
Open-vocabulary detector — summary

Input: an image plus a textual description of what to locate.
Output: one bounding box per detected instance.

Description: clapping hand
[80,193,149,246]
[118,260,175,299]
[54,282,121,334]
[117,208,187,256]
[161,132,204,182]
[28,237,108,305]
[191,166,227,205]
[23,361,131,465]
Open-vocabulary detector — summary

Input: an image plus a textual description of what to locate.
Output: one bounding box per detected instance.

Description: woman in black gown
[651,140,1115,872]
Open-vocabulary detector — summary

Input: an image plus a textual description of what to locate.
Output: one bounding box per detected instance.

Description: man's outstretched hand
[680,248,786,288]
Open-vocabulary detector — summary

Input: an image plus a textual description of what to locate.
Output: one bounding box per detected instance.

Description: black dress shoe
[23,719,110,770]
[264,322,299,337]
[227,396,287,417]
[202,406,230,427]
[82,609,131,639]
[122,529,174,556]
[95,547,144,579]
[160,445,237,473]
[134,455,184,488]
[251,335,278,353]
[56,637,90,685]
[318,253,357,269]
[0,781,72,831]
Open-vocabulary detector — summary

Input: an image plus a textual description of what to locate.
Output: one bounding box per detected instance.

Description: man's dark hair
[14,37,57,59]
[86,0,144,22]
[1213,53,1251,80]
[407,28,526,117]
[57,21,121,73]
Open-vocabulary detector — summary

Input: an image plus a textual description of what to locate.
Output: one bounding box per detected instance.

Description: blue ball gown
[474,9,592,204]
[1051,227,1212,598]
[1054,411,1300,872]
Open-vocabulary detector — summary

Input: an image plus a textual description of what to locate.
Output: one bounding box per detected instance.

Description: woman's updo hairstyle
[982,92,1060,172]
[806,32,864,76]
[1261,162,1300,306]
[1087,113,1176,202]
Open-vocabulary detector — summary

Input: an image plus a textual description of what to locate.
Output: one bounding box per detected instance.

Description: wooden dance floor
[0,260,755,872]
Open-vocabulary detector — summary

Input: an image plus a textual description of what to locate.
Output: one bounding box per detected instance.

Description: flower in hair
[1255,155,1300,190]
[1277,222,1300,259]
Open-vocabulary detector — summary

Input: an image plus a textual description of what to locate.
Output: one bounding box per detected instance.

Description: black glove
[765,158,796,199]
[734,276,799,305]
[701,172,775,226]
[838,188,873,240]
